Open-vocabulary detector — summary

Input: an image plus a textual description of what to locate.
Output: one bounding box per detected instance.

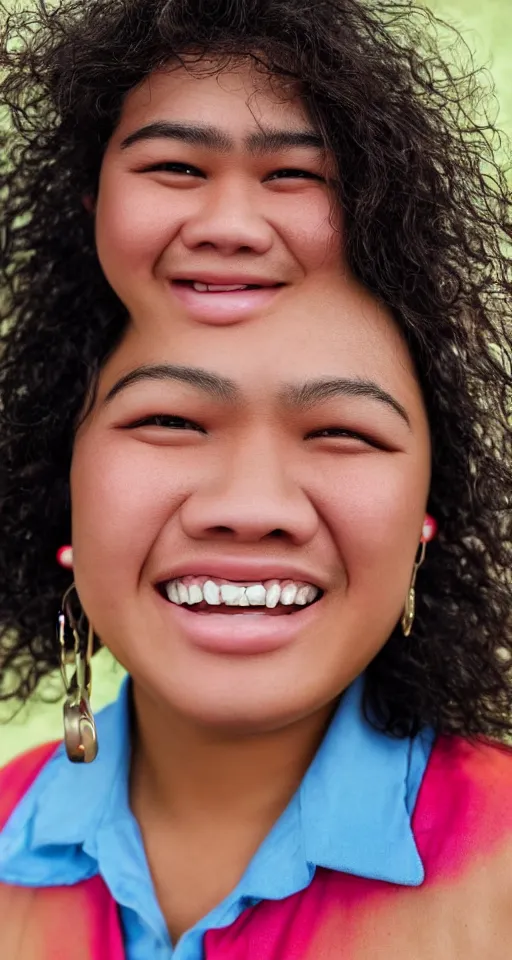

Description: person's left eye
[266,168,325,182]
[306,427,383,449]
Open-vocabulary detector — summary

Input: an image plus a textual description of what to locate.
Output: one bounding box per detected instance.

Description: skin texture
[2,4,511,746]
[71,288,430,735]
[71,63,430,940]
[96,62,342,326]
[70,282,430,939]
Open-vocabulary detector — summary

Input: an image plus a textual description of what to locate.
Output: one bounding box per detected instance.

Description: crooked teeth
[203,580,221,605]
[221,584,245,605]
[281,584,298,605]
[168,581,180,604]
[177,582,189,604]
[265,583,281,608]
[295,585,310,605]
[188,584,203,605]
[165,578,319,609]
[192,282,249,293]
[245,584,267,606]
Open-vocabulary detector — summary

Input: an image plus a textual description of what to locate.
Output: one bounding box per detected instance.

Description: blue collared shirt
[0,675,434,959]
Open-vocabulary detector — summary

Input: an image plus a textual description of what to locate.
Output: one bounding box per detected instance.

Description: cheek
[273,193,342,269]
[70,437,180,593]
[316,456,428,598]
[95,169,179,289]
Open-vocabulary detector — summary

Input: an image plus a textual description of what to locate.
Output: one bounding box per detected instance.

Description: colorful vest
[1,735,512,959]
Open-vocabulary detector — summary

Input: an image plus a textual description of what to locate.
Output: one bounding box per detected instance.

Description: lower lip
[158,594,321,655]
[170,283,282,323]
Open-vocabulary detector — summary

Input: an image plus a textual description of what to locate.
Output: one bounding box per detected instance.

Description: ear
[82,194,96,214]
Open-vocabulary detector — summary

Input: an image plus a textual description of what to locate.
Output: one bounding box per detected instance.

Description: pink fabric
[0,741,126,960]
[0,741,60,831]
[2,735,512,958]
[203,736,512,958]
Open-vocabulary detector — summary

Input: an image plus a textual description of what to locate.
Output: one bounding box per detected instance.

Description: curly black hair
[0,0,510,739]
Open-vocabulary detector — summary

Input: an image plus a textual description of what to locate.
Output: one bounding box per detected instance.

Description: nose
[179,438,319,545]
[179,177,274,256]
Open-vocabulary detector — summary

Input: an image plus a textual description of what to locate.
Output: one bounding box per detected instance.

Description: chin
[143,669,316,735]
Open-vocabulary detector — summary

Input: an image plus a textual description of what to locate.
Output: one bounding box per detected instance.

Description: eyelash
[127,416,379,447]
[307,427,381,448]
[139,161,324,182]
[126,415,206,432]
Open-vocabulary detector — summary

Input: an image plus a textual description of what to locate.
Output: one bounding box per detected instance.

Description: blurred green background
[1,0,511,765]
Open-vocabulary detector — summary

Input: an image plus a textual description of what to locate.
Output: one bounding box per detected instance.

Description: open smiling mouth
[159,577,322,616]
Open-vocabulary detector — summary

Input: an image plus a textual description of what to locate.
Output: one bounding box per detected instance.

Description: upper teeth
[192,282,250,292]
[165,578,319,608]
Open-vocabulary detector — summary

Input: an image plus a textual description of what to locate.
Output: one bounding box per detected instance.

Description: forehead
[99,279,424,419]
[114,58,311,140]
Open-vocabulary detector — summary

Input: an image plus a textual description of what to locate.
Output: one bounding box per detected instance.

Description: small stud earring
[421,515,437,544]
[57,545,73,569]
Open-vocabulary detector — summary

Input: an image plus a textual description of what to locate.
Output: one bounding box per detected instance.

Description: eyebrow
[103,364,410,426]
[103,364,239,404]
[120,120,324,154]
[281,377,410,426]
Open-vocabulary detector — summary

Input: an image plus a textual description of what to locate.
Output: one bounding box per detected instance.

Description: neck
[129,684,335,830]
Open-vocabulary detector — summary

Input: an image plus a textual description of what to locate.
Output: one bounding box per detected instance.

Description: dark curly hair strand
[0,0,511,739]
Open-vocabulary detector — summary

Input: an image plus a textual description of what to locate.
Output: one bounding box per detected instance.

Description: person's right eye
[124,414,206,433]
[138,161,206,178]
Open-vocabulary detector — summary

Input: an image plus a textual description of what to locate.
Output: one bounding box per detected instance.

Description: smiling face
[95,59,341,326]
[71,281,431,733]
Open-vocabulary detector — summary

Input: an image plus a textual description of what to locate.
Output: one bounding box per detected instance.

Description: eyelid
[266,168,325,182]
[123,414,206,432]
[305,427,388,450]
[137,161,206,177]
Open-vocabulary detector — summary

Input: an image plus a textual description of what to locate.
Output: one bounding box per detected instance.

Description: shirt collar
[11,673,428,891]
[299,674,427,884]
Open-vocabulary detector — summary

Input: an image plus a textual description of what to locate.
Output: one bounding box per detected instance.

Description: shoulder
[0,741,60,831]
[413,735,512,875]
[426,734,512,799]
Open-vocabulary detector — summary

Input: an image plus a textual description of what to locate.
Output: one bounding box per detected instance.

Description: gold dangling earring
[401,540,427,637]
[57,584,98,763]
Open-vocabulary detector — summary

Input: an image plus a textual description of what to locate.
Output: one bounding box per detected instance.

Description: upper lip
[171,273,283,287]
[154,558,324,589]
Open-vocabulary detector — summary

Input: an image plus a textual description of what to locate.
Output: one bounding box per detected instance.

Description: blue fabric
[0,674,434,959]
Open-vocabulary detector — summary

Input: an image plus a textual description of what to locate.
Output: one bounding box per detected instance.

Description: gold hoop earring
[401,540,427,638]
[57,584,98,763]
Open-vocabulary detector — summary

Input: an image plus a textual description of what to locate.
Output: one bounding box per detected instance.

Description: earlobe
[82,194,96,215]
[421,515,437,544]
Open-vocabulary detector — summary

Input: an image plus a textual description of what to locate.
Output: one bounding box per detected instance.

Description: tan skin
[71,61,431,945]
[95,60,343,328]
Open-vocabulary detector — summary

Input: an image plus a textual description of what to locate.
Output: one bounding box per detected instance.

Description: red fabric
[0,741,60,831]
[204,736,512,958]
[0,741,126,960]
[2,736,512,958]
